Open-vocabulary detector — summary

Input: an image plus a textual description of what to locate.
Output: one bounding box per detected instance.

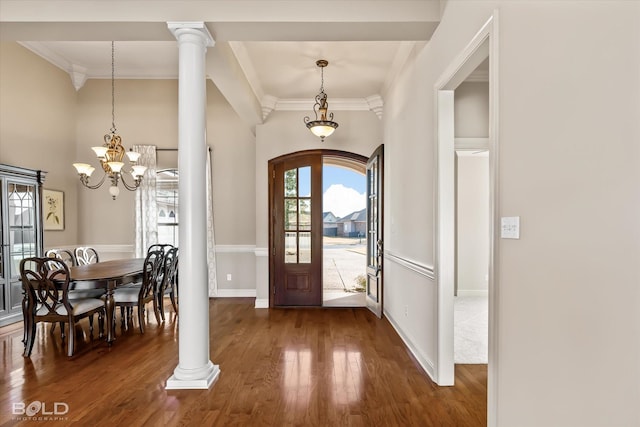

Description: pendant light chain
[319,65,325,93]
[110,41,116,134]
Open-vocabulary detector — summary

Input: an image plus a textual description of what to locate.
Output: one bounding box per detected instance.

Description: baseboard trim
[214,289,256,298]
[456,290,488,297]
[384,309,437,383]
[254,298,269,308]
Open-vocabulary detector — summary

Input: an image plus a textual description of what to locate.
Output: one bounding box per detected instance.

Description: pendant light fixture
[73,41,146,200]
[304,59,338,141]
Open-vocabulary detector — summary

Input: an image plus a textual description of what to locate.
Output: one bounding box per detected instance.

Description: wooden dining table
[69,258,145,344]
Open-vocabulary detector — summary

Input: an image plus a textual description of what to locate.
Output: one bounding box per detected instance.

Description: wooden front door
[365,145,384,317]
[271,155,322,306]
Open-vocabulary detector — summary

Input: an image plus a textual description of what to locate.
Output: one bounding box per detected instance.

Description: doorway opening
[455,149,489,364]
[269,149,377,309]
[434,12,498,398]
[322,157,367,307]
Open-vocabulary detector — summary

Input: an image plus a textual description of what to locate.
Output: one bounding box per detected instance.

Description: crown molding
[18,41,178,90]
[366,94,384,120]
[261,95,384,120]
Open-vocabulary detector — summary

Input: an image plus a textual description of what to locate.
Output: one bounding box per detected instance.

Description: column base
[165,361,220,390]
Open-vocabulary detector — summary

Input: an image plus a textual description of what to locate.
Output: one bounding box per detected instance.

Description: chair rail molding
[384,250,435,280]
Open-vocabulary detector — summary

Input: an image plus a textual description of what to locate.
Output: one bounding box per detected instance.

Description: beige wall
[74,78,256,249]
[75,78,179,245]
[206,81,256,246]
[0,42,79,248]
[385,1,640,426]
[1,47,257,290]
[455,81,489,138]
[496,3,639,425]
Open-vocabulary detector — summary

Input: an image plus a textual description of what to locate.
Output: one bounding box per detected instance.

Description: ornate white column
[166,21,219,390]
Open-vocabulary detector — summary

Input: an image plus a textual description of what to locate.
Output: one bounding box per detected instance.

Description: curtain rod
[157,147,211,152]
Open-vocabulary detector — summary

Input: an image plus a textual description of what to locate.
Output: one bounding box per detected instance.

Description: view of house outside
[322,165,366,306]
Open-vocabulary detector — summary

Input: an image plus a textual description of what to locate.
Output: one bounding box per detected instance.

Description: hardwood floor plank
[0,298,487,426]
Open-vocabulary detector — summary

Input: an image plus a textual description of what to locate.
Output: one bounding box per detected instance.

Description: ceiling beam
[0,1,440,24]
[206,41,263,134]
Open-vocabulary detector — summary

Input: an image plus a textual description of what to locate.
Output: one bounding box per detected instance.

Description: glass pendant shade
[107,161,124,173]
[92,146,108,158]
[308,123,337,138]
[132,165,147,178]
[109,185,120,198]
[126,151,141,162]
[73,163,92,175]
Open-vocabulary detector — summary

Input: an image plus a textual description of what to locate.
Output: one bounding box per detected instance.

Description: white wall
[455,81,490,294]
[384,1,640,426]
[456,153,489,294]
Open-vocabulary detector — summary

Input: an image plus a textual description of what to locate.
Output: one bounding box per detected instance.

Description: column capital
[167,21,215,47]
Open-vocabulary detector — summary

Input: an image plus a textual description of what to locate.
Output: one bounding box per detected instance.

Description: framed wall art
[43,189,64,231]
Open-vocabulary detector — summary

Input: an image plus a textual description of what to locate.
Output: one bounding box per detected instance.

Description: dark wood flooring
[0,298,487,426]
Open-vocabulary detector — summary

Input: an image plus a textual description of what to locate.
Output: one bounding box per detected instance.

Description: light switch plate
[501,216,520,239]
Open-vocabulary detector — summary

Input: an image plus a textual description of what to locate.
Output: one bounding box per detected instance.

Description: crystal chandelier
[73,41,146,200]
[304,59,338,141]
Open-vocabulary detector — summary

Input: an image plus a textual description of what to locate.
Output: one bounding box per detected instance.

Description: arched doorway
[268,149,381,310]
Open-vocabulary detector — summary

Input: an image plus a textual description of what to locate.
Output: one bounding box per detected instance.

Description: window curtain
[133,145,158,258]
[206,148,218,297]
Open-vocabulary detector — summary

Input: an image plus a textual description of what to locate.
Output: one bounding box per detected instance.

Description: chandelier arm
[120,173,141,191]
[80,171,107,189]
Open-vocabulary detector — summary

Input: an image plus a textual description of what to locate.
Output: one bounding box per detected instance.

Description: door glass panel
[298,166,311,197]
[8,183,37,277]
[285,169,297,197]
[284,199,297,230]
[367,164,378,269]
[285,232,297,263]
[282,165,313,265]
[299,199,311,230]
[0,184,3,280]
[299,232,311,263]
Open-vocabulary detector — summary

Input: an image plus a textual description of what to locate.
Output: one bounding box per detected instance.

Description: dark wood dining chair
[74,247,100,265]
[20,257,105,357]
[111,249,164,333]
[44,248,105,337]
[157,246,178,320]
[147,243,174,255]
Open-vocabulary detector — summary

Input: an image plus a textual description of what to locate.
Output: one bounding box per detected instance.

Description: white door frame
[434,11,500,426]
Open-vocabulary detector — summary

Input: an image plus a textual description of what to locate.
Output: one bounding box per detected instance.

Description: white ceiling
[20,39,414,100]
[1,1,454,128]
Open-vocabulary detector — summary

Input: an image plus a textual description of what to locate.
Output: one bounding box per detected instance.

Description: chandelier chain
[319,66,325,93]
[110,41,116,134]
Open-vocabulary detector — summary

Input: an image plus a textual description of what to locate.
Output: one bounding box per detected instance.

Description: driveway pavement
[323,237,366,292]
